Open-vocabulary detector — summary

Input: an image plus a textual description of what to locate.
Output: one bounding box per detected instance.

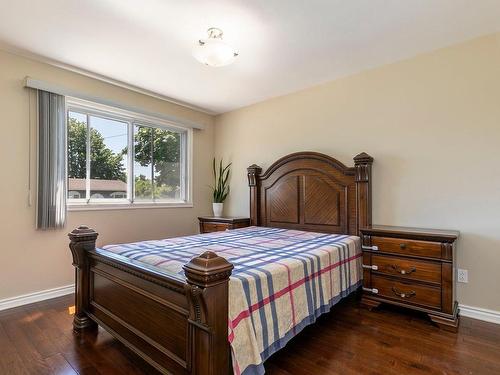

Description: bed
[68,151,374,375]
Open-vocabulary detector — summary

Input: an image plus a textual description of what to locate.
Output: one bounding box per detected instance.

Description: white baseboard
[1,285,499,326]
[459,304,500,325]
[0,284,74,312]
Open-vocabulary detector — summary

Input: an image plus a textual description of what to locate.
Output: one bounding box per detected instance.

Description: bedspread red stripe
[230,252,361,329]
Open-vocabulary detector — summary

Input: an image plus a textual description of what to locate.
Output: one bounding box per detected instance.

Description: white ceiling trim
[25,76,205,130]
[0,42,215,115]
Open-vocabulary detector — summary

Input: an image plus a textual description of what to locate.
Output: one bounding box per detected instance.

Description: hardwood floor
[1,294,499,374]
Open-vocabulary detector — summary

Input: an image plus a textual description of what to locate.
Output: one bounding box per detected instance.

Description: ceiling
[1,0,500,114]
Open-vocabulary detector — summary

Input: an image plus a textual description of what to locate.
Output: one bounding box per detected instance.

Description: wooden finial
[68,226,98,267]
[69,225,98,241]
[183,251,233,287]
[247,164,262,186]
[354,152,373,182]
[353,152,374,165]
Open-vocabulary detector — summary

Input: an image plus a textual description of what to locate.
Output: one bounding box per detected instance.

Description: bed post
[247,164,262,226]
[353,152,374,235]
[184,251,234,375]
[68,226,98,331]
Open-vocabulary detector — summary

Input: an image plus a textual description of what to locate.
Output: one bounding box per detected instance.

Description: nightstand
[198,216,250,234]
[360,225,460,331]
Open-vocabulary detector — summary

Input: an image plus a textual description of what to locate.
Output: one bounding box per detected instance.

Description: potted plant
[211,158,231,217]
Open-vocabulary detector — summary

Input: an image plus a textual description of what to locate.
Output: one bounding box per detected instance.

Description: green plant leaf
[211,158,231,203]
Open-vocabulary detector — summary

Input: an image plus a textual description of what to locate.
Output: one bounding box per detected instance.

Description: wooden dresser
[360,225,460,331]
[198,216,250,234]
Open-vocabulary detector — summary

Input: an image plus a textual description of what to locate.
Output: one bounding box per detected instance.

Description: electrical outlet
[457,269,468,283]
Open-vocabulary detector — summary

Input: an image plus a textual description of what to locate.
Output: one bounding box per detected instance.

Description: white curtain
[37,90,67,229]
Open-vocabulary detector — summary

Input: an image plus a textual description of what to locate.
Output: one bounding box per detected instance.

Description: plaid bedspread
[100,226,362,375]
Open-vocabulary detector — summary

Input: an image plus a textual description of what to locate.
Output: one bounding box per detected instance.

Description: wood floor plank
[45,353,79,375]
[0,306,55,375]
[0,321,31,375]
[0,294,499,374]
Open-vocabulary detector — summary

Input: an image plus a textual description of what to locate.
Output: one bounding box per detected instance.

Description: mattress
[100,226,362,375]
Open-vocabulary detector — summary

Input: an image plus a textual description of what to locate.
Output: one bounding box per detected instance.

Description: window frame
[66,97,193,210]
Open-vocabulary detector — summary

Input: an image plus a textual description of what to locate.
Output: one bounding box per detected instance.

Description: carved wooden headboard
[247,152,373,236]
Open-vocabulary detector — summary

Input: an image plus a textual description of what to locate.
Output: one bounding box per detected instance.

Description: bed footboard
[68,226,233,375]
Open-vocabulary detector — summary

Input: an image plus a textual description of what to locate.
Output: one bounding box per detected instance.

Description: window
[66,98,191,208]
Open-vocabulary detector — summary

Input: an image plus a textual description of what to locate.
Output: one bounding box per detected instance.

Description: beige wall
[0,49,215,301]
[215,33,500,311]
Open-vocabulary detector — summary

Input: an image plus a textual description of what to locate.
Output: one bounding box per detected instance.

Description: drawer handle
[399,243,407,249]
[390,265,416,275]
[392,287,416,299]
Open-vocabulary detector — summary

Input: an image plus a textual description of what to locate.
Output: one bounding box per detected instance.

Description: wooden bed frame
[68,151,373,375]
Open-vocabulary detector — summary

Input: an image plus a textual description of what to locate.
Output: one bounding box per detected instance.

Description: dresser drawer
[199,217,250,234]
[371,236,442,259]
[232,222,249,229]
[371,254,441,284]
[371,275,441,310]
[201,222,229,233]
[361,226,459,331]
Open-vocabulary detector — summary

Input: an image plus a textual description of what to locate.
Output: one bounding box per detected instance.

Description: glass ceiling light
[192,28,238,67]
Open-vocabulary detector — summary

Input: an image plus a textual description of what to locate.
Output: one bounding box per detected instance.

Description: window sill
[68,202,194,212]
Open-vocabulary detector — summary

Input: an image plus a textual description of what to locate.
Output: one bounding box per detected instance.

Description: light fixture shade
[192,28,238,67]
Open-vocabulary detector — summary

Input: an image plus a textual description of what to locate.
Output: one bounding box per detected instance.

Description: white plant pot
[212,203,223,217]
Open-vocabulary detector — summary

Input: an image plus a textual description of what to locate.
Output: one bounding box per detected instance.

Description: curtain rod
[24,77,205,130]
